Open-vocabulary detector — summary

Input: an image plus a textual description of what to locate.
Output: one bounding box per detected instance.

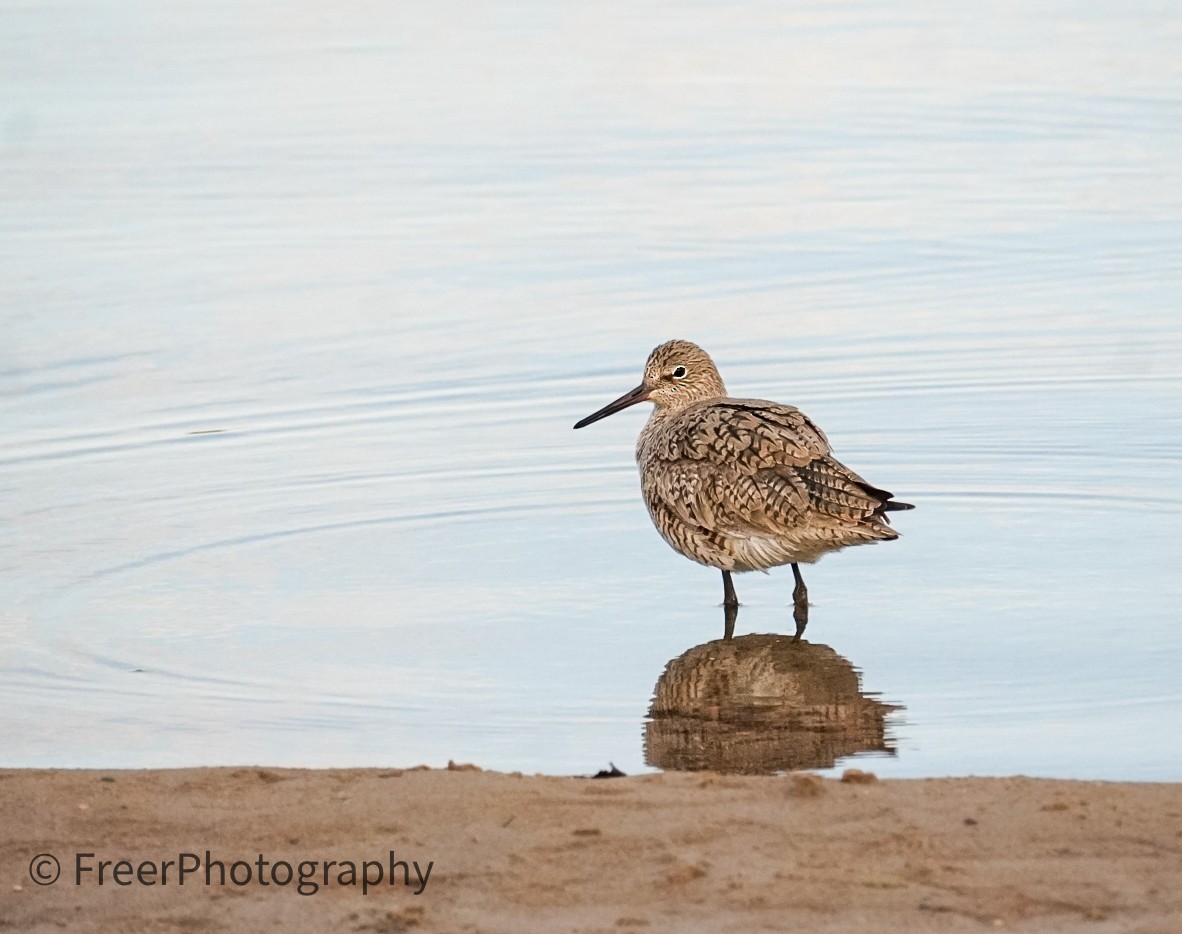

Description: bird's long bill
[572,383,650,429]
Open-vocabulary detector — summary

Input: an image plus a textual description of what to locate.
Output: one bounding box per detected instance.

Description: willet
[573,340,913,640]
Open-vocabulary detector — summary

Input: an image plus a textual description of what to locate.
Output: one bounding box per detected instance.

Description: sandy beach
[3,766,1180,933]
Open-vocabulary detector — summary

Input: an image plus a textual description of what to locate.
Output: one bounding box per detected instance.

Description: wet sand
[3,766,1180,933]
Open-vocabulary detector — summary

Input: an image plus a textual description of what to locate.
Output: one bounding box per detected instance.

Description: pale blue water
[3,1,1181,778]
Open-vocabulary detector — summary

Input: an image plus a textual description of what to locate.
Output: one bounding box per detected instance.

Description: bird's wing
[646,399,830,468]
[644,399,896,534]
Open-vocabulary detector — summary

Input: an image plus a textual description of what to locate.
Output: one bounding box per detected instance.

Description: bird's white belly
[726,531,838,572]
[650,512,842,573]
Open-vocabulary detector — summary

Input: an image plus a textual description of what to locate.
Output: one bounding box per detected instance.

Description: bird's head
[573,340,727,428]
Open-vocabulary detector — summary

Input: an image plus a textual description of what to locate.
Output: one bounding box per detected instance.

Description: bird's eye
[671,365,688,379]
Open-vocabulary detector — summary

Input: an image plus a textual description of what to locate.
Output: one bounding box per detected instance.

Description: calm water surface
[3,1,1181,778]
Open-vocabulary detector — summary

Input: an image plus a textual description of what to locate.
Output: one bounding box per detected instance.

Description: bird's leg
[722,570,739,641]
[791,563,809,643]
[722,570,739,609]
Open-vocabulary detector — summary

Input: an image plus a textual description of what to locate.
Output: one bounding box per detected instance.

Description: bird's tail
[856,481,915,515]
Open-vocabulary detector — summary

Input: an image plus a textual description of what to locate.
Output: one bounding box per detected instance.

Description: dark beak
[573,383,650,429]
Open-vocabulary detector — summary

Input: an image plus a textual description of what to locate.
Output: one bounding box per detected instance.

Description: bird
[573,339,913,641]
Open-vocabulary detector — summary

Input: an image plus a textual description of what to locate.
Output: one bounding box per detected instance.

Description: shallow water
[3,1,1181,778]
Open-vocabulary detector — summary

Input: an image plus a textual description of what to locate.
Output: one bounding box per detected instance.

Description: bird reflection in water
[645,634,900,774]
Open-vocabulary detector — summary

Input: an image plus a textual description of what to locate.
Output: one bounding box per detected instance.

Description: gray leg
[722,570,738,608]
[722,570,738,641]
[791,563,809,642]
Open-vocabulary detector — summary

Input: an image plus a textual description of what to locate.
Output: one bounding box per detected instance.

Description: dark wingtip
[858,481,915,514]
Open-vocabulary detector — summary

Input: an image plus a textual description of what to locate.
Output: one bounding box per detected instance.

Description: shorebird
[573,340,913,640]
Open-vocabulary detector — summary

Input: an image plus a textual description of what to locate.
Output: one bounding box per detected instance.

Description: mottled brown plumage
[573,339,913,639]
